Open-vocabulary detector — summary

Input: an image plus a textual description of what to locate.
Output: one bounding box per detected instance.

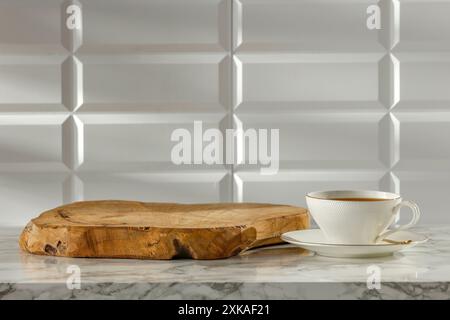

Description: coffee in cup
[306,190,420,244]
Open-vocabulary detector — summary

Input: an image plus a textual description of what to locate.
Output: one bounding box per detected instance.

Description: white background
[0,0,449,226]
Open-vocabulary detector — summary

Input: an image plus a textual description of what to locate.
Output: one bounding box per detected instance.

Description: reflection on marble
[1,226,450,299]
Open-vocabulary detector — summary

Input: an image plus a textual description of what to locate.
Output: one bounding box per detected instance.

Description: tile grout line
[390,0,401,194]
[61,0,75,204]
[61,0,84,203]
[230,0,235,202]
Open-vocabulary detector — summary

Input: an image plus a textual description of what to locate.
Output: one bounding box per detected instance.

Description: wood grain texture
[19,201,309,260]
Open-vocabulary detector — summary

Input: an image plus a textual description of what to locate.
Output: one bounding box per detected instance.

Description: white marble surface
[1,226,450,299]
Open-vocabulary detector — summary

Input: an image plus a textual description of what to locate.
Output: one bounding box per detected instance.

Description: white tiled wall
[0,0,449,226]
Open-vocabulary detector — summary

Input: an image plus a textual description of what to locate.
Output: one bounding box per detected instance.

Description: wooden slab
[19,201,309,260]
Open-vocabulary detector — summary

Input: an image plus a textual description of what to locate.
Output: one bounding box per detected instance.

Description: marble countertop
[1,226,450,299]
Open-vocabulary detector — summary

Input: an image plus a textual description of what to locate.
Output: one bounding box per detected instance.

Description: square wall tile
[80,171,230,202]
[397,54,450,109]
[395,112,450,170]
[0,56,65,109]
[397,0,450,51]
[235,113,385,169]
[81,0,229,52]
[0,115,67,165]
[234,0,383,52]
[396,171,450,224]
[79,114,226,169]
[0,173,66,226]
[235,171,386,208]
[235,54,383,110]
[0,0,63,53]
[80,54,229,112]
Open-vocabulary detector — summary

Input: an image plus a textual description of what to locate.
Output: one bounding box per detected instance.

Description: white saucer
[281,229,428,258]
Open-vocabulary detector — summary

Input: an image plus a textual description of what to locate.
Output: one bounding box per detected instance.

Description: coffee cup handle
[375,200,421,242]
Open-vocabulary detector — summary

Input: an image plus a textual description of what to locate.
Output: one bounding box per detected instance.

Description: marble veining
[1,226,450,299]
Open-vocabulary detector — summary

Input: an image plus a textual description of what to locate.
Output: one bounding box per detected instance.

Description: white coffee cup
[306,190,420,244]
